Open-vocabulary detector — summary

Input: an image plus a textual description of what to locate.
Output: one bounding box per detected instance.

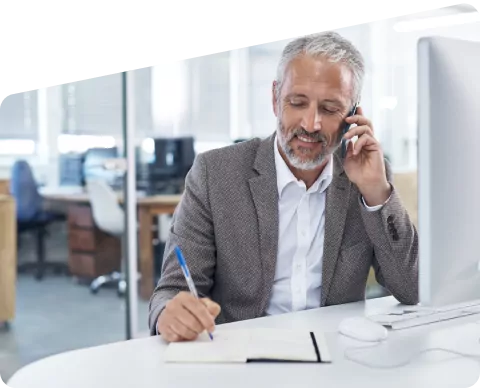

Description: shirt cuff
[361,185,392,212]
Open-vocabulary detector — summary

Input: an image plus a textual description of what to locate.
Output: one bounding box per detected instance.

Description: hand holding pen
[156,246,221,343]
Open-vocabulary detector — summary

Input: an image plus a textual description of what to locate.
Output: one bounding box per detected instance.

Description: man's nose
[301,107,322,133]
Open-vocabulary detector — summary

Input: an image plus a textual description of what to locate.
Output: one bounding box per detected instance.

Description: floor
[0,222,151,382]
[0,274,150,382]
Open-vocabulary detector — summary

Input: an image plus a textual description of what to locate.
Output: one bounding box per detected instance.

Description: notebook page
[164,330,249,363]
[247,329,318,362]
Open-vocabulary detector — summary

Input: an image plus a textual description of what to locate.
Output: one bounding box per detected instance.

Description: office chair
[86,179,140,296]
[10,160,68,280]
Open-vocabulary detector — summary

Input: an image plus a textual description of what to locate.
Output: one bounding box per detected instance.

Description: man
[149,31,418,342]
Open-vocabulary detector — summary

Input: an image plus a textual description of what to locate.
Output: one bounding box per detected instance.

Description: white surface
[338,316,388,342]
[164,329,327,364]
[7,296,480,388]
[369,300,480,329]
[417,36,480,307]
[38,185,85,195]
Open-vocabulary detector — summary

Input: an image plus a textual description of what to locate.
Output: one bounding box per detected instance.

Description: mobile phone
[341,104,358,158]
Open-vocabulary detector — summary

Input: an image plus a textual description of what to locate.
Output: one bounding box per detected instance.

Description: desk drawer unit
[67,204,121,279]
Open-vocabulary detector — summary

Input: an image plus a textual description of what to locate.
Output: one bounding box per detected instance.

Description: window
[62,74,123,137]
[190,52,231,142]
[0,139,36,155]
[62,68,153,142]
[152,57,188,130]
[249,47,279,138]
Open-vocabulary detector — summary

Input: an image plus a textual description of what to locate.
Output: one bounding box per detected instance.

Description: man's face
[273,55,355,170]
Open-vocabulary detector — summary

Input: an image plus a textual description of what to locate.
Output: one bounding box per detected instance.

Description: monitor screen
[82,147,119,186]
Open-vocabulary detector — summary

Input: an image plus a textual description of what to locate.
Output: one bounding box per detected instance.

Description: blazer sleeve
[358,159,419,305]
[148,152,217,335]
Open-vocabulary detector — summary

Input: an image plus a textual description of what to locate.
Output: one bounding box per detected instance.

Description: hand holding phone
[341,104,358,158]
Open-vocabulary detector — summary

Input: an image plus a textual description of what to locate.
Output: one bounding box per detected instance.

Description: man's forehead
[281,56,354,105]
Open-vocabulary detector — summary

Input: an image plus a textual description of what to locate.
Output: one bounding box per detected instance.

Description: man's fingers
[345,113,372,128]
[351,134,378,155]
[162,329,182,343]
[343,125,374,140]
[175,304,208,334]
[345,139,355,158]
[158,321,183,343]
[163,294,206,334]
[201,298,221,318]
[170,319,199,341]
[182,297,216,333]
[158,293,220,343]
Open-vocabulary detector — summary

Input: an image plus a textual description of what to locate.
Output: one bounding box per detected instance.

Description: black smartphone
[341,104,358,158]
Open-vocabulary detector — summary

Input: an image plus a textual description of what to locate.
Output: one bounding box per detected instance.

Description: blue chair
[10,160,68,280]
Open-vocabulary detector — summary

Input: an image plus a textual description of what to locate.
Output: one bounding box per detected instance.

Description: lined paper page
[164,329,328,363]
[247,329,318,362]
[164,330,249,363]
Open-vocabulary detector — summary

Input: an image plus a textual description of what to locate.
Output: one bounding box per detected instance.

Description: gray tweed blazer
[148,133,418,334]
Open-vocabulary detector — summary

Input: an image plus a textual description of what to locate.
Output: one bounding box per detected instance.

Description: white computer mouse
[338,316,388,342]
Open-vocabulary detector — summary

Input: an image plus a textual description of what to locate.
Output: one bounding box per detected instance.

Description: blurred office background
[0,3,478,381]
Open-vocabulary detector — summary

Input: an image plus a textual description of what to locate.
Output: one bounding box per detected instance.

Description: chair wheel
[90,286,99,294]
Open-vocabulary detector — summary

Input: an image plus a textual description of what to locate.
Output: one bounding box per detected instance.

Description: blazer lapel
[248,133,279,316]
[321,151,352,306]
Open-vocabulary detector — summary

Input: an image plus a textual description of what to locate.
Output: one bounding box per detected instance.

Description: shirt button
[301,230,306,236]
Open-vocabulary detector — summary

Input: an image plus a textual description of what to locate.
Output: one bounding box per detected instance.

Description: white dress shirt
[266,136,385,316]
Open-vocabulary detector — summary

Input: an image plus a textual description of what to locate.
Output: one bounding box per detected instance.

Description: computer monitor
[59,152,85,186]
[142,137,196,195]
[152,136,195,177]
[417,36,480,307]
[82,147,120,187]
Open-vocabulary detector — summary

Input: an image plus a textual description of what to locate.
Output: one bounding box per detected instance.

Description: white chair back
[86,179,124,236]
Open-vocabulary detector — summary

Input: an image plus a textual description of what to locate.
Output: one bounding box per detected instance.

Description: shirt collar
[273,134,334,198]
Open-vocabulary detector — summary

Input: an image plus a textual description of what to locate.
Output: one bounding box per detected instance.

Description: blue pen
[174,245,214,340]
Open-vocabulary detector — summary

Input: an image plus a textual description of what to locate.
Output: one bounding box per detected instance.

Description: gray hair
[275,31,365,106]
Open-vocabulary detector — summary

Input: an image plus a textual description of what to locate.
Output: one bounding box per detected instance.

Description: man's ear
[272,81,279,117]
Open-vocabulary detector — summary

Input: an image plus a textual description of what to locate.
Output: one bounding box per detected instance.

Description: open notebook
[164,329,332,363]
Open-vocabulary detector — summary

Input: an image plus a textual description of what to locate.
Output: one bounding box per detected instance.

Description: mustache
[287,128,328,143]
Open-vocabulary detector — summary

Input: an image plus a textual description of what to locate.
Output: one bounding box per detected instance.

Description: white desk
[7,297,480,388]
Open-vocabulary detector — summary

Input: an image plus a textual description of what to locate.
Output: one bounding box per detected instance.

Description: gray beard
[276,117,342,170]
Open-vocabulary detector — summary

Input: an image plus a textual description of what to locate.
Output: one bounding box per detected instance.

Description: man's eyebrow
[284,94,348,108]
[323,98,344,105]
[284,93,309,99]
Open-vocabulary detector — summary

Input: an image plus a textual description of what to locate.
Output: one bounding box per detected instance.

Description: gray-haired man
[149,31,418,342]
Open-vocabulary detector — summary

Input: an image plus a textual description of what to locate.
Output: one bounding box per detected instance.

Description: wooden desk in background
[0,194,16,324]
[0,179,10,195]
[43,192,181,300]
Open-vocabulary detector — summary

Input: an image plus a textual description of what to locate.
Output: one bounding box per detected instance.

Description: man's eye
[290,101,307,107]
[323,108,338,114]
